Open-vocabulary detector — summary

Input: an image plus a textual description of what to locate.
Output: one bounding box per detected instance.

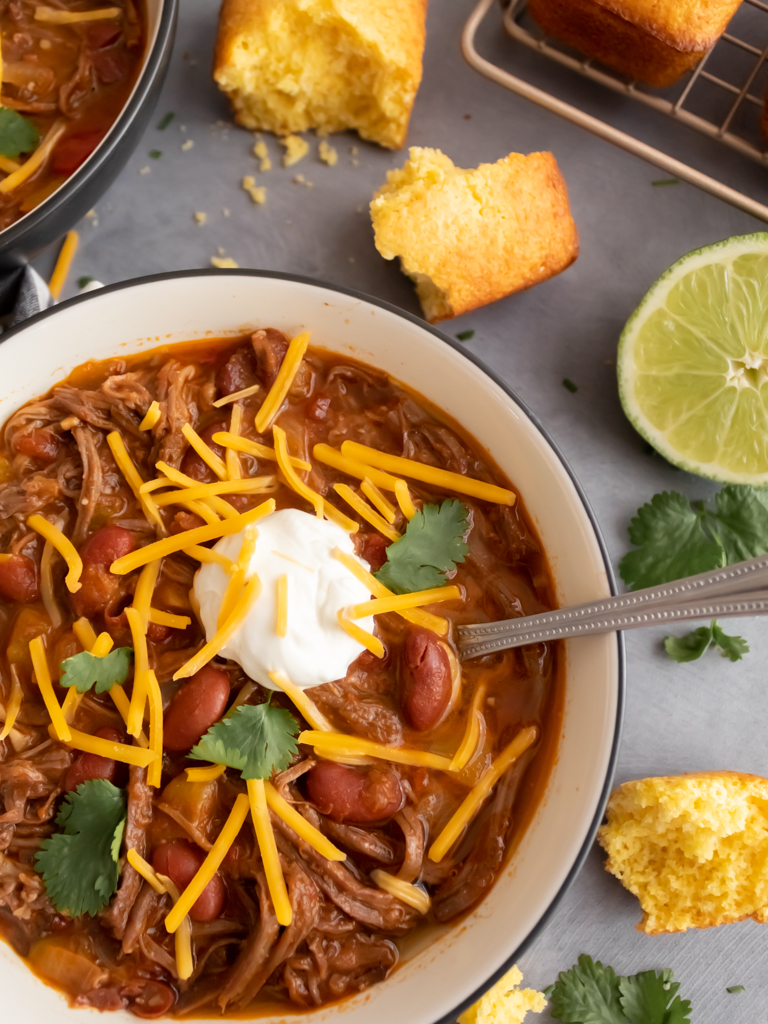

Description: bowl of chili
[0,0,177,270]
[0,270,623,1022]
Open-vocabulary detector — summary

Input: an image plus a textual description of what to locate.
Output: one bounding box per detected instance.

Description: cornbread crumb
[211,256,239,268]
[213,0,427,149]
[182,139,194,151]
[318,139,338,166]
[139,166,150,175]
[370,146,578,323]
[253,137,271,171]
[292,173,313,187]
[242,176,267,204]
[598,772,768,934]
[280,134,308,167]
[194,212,207,225]
[223,207,230,217]
[458,965,546,1024]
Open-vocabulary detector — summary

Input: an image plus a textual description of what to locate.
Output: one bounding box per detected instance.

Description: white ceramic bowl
[0,272,623,1024]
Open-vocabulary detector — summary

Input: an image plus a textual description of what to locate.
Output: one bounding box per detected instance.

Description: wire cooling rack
[462,0,768,223]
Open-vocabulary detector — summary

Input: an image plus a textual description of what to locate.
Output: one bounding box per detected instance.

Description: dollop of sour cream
[194,508,375,690]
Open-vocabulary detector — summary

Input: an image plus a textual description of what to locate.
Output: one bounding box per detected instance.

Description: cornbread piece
[528,0,741,88]
[370,147,578,323]
[458,965,546,1024]
[598,772,768,934]
[214,0,427,149]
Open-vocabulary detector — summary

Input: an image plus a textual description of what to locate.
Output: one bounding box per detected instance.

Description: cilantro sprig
[545,955,691,1024]
[59,647,133,694]
[190,698,299,779]
[0,108,39,159]
[35,780,126,917]
[374,499,469,594]
[664,620,749,664]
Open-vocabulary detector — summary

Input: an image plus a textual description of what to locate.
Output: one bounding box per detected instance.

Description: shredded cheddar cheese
[126,607,150,738]
[186,763,227,782]
[91,632,114,657]
[0,664,23,741]
[110,499,275,574]
[139,401,161,431]
[152,477,276,507]
[156,874,194,981]
[182,423,227,480]
[106,431,164,530]
[40,537,63,627]
[264,781,345,861]
[450,683,486,772]
[313,443,401,493]
[212,432,311,471]
[47,725,158,766]
[333,484,400,542]
[341,441,517,506]
[332,548,448,636]
[269,670,333,732]
[395,479,417,520]
[217,524,258,629]
[0,156,20,175]
[28,515,82,593]
[320,499,359,534]
[29,636,71,742]
[155,462,241,520]
[182,499,221,526]
[370,870,431,913]
[361,478,396,524]
[212,383,262,408]
[35,6,121,22]
[254,331,310,433]
[226,403,242,480]
[165,793,250,933]
[350,585,461,620]
[61,685,82,724]
[133,559,161,632]
[109,684,149,748]
[48,230,78,300]
[127,848,166,895]
[73,616,98,651]
[247,778,292,925]
[429,726,539,862]
[149,609,191,629]
[174,572,262,680]
[276,574,288,637]
[146,670,163,788]
[337,609,384,658]
[272,425,322,516]
[185,545,236,572]
[0,119,66,194]
[300,730,454,771]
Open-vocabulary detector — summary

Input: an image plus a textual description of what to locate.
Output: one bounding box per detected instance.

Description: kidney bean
[401,627,452,732]
[13,428,62,464]
[152,840,225,922]
[0,554,39,603]
[81,525,136,567]
[180,421,228,483]
[358,532,389,573]
[63,727,122,792]
[163,666,230,751]
[123,978,176,1018]
[306,761,404,824]
[216,346,258,397]
[71,527,136,619]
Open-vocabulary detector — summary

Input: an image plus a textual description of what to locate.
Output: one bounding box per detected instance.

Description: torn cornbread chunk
[213,0,427,149]
[458,964,546,1024]
[528,0,741,88]
[370,147,578,323]
[598,772,768,935]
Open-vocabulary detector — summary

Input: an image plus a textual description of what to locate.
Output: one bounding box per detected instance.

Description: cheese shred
[73,616,98,651]
[0,119,66,194]
[146,670,163,788]
[300,730,454,771]
[337,609,384,659]
[48,230,78,300]
[429,726,539,862]
[272,425,322,517]
[149,609,191,629]
[53,725,158,767]
[139,400,161,431]
[28,514,82,593]
[370,870,431,913]
[333,484,400,542]
[313,443,401,493]
[254,331,310,433]
[156,874,194,981]
[226,403,242,480]
[186,763,227,782]
[40,537,63,627]
[182,423,227,480]
[110,684,149,748]
[165,793,250,933]
[212,382,261,408]
[30,636,71,742]
[0,665,23,741]
[127,848,166,895]
[449,683,486,772]
[35,6,121,22]
[125,607,150,738]
[212,432,311,471]
[269,670,333,732]
[361,478,397,524]
[217,524,259,629]
[106,431,164,530]
[133,559,161,632]
[264,780,346,861]
[351,585,461,619]
[340,441,517,506]
[174,572,262,680]
[247,778,292,925]
[395,480,417,520]
[276,574,288,637]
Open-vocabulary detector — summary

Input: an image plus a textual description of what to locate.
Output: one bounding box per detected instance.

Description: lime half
[618,233,768,484]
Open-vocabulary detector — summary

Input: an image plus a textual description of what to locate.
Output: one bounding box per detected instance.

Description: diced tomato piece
[92,48,130,85]
[0,555,40,604]
[88,23,122,48]
[51,132,106,176]
[13,428,62,464]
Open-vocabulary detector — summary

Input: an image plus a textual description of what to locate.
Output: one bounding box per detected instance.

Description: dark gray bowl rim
[0,268,626,1023]
[0,0,178,252]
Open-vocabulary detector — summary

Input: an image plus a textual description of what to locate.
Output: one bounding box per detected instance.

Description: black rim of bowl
[0,0,178,251]
[0,268,626,1023]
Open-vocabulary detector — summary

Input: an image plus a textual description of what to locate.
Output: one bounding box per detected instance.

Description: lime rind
[618,232,768,485]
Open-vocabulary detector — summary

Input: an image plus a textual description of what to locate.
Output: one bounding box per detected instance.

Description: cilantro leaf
[0,108,39,158]
[35,780,126,917]
[711,622,749,662]
[548,954,627,1023]
[59,647,133,694]
[190,699,299,779]
[619,492,724,591]
[709,485,768,563]
[374,499,469,594]
[726,985,745,995]
[663,624,714,663]
[619,969,691,1024]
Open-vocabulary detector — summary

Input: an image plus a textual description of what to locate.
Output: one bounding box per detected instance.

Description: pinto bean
[152,840,225,922]
[401,628,452,732]
[63,727,122,792]
[180,421,227,483]
[13,428,62,464]
[0,554,40,603]
[163,666,230,751]
[306,761,404,824]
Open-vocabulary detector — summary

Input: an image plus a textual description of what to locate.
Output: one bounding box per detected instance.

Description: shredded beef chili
[0,0,145,230]
[0,331,562,1017]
